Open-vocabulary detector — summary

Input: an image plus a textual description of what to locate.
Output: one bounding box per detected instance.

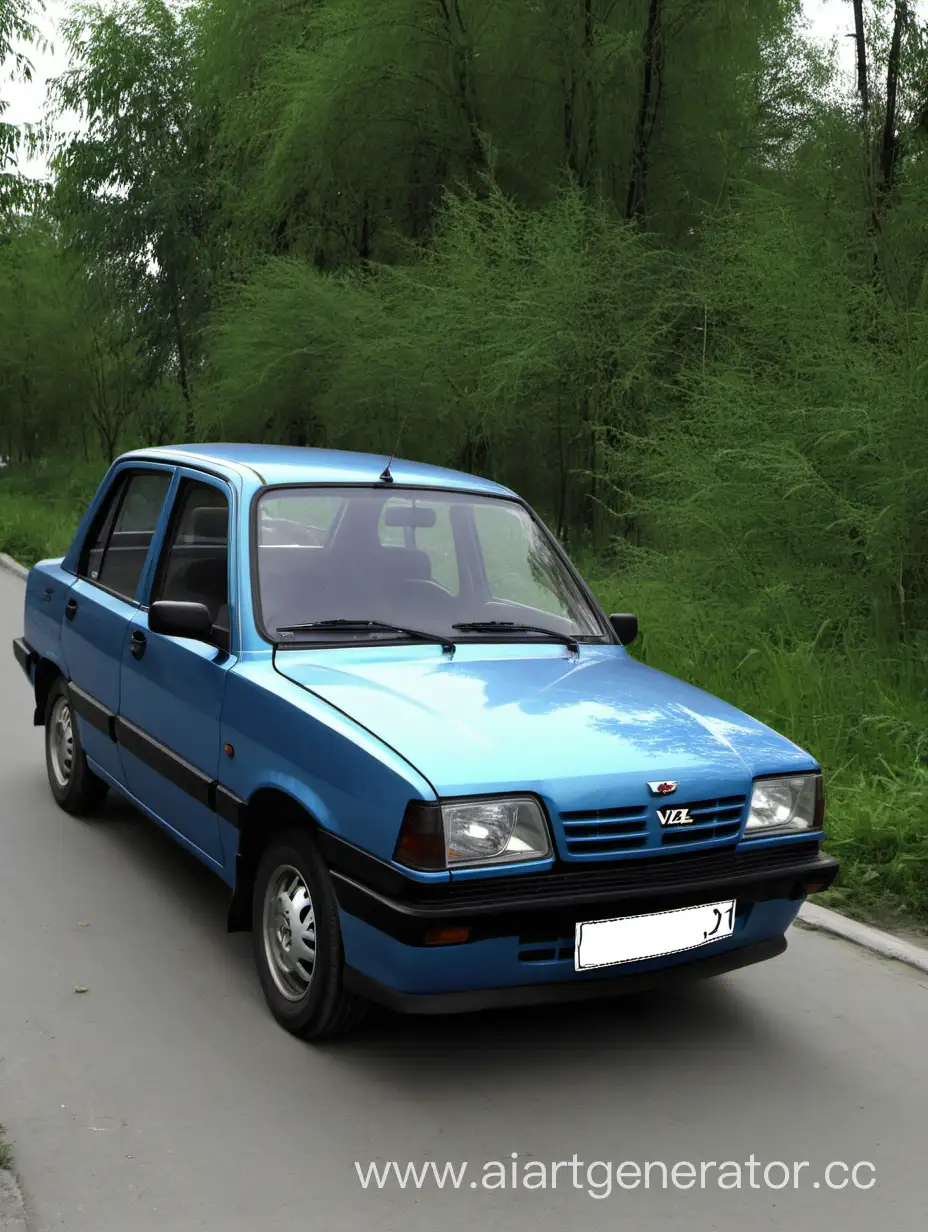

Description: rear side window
[81,470,172,602]
[153,480,230,643]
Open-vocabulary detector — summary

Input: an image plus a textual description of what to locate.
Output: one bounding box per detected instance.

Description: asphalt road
[1,563,926,1231]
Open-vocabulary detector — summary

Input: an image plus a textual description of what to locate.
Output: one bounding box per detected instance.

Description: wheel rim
[48,695,75,789]
[262,864,317,1001]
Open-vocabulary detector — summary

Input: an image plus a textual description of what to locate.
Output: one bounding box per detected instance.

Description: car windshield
[254,486,606,644]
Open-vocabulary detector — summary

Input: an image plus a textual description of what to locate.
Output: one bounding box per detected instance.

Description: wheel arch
[227,787,324,933]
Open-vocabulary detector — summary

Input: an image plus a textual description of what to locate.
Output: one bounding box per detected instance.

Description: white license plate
[574,900,736,971]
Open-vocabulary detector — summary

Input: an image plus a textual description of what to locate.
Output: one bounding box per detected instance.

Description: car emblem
[657,807,694,827]
[648,780,678,796]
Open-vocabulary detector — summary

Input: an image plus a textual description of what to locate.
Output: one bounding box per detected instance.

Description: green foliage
[204,182,683,538]
[0,218,87,462]
[0,457,99,565]
[50,0,211,427]
[0,0,44,207]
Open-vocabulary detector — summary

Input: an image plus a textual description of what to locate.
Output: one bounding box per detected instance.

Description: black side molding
[66,679,246,824]
[343,934,789,1016]
[68,681,117,741]
[215,783,246,829]
[114,715,214,809]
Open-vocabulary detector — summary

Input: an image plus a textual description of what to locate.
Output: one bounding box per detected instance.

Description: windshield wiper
[452,621,579,653]
[275,619,455,654]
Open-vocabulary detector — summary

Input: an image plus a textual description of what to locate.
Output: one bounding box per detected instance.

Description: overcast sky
[0,0,867,181]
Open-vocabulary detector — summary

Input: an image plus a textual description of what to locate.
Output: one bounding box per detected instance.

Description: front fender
[219,660,437,863]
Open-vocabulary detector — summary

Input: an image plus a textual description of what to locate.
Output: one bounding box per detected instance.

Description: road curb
[0,553,28,581]
[0,1169,27,1231]
[798,902,928,975]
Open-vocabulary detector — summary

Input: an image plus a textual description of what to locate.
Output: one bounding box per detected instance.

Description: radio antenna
[379,363,431,483]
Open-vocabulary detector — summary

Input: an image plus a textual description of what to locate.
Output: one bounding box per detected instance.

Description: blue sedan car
[13,445,838,1038]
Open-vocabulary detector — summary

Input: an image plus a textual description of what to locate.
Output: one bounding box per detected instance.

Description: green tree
[0,217,88,461]
[1,0,44,208]
[49,0,211,436]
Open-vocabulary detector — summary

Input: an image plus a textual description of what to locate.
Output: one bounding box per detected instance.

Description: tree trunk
[587,422,599,548]
[440,0,488,176]
[625,0,664,222]
[556,418,569,543]
[852,0,870,117]
[170,283,194,439]
[564,0,598,186]
[582,0,598,180]
[878,1,908,204]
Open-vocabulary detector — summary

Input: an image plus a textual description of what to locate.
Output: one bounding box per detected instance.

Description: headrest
[191,505,228,542]
[381,546,432,582]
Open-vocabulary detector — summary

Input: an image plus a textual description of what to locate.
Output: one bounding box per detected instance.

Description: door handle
[130,630,147,660]
[65,598,78,621]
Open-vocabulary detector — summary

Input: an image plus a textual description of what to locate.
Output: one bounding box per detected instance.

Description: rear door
[116,473,235,866]
[61,466,174,782]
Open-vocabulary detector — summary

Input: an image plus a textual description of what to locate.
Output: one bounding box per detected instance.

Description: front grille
[558,793,748,858]
[560,803,649,856]
[437,841,823,909]
[659,794,747,847]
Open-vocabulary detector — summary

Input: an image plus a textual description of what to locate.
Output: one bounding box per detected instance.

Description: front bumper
[344,933,788,1015]
[328,838,838,945]
[327,836,837,1007]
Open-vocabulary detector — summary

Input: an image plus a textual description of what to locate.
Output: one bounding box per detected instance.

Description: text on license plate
[574,900,737,971]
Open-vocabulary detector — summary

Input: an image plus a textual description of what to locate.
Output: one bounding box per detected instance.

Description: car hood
[275,645,816,800]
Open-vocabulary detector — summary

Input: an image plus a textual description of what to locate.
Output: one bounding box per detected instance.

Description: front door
[61,467,173,782]
[117,475,235,866]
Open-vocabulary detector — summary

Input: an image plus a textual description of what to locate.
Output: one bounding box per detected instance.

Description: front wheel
[252,828,368,1040]
[44,679,108,815]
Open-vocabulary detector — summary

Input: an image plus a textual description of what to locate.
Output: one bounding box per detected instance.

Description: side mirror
[609,613,638,646]
[149,600,214,643]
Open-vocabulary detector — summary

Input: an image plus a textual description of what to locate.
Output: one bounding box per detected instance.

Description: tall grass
[0,460,101,565]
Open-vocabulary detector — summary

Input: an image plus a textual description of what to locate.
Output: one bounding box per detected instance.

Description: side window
[377,497,460,595]
[153,480,230,642]
[82,470,172,602]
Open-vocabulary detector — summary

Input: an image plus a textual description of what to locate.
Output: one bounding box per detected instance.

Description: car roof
[121,443,516,497]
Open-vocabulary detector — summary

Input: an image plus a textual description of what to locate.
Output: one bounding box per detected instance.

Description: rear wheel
[44,679,108,815]
[252,827,368,1040]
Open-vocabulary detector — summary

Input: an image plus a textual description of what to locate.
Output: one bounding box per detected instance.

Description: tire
[252,827,368,1040]
[44,679,109,816]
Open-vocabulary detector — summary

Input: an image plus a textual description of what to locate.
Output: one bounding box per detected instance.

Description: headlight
[745,773,824,835]
[443,797,551,865]
[394,796,553,870]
